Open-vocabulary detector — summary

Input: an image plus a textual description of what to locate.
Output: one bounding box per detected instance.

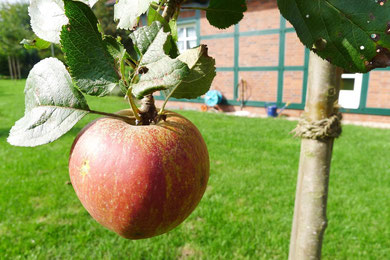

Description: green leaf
[28,0,98,44]
[130,22,189,99]
[278,0,390,73]
[130,22,215,100]
[147,6,168,29]
[163,45,216,99]
[7,58,90,147]
[169,19,178,42]
[103,36,127,72]
[29,0,69,44]
[21,37,51,50]
[146,5,177,41]
[119,80,128,95]
[206,0,247,29]
[131,57,189,99]
[147,6,179,57]
[131,20,174,60]
[114,0,158,30]
[60,0,120,97]
[77,0,98,6]
[130,21,165,58]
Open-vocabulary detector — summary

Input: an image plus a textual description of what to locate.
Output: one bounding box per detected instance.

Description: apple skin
[68,110,209,239]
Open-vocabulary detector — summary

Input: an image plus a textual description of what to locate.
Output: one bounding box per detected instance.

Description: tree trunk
[16,57,21,80]
[11,56,18,80]
[288,52,342,260]
[51,43,55,57]
[7,55,14,80]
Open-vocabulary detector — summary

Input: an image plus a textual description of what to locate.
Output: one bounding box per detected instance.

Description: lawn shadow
[67,127,83,136]
[0,128,10,138]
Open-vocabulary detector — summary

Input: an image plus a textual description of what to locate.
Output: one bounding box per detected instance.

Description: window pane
[341,78,355,91]
[178,41,185,52]
[187,27,196,38]
[188,40,197,49]
[178,28,185,39]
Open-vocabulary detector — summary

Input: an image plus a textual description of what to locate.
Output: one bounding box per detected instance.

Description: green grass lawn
[1,79,390,259]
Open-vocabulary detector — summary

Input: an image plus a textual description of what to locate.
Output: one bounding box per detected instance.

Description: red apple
[68,110,209,239]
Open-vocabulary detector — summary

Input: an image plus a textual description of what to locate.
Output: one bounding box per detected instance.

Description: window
[177,23,197,53]
[338,73,363,109]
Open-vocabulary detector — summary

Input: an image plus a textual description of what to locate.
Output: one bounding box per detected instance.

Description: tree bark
[162,0,184,20]
[51,43,55,57]
[11,56,18,80]
[16,57,21,80]
[162,0,177,20]
[288,52,342,260]
[7,55,14,80]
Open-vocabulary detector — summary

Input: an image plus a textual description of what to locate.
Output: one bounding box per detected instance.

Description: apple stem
[89,110,134,124]
[162,0,177,20]
[137,94,165,125]
[126,88,142,122]
[129,0,183,125]
[151,0,166,12]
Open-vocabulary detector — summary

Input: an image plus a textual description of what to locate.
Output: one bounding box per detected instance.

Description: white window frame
[177,22,197,53]
[338,73,363,109]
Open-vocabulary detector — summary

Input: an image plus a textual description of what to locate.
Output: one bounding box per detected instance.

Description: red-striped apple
[69,110,209,239]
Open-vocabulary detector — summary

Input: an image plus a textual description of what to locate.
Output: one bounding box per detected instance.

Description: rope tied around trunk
[292,112,342,140]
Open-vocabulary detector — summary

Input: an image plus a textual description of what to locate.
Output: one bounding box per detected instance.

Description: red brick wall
[170,0,390,124]
[201,38,234,67]
[239,34,279,67]
[200,12,234,35]
[285,33,305,66]
[342,113,390,124]
[285,20,294,29]
[239,71,278,102]
[283,71,303,104]
[367,71,390,109]
[240,0,280,32]
[198,0,283,103]
[179,10,196,18]
[210,72,235,100]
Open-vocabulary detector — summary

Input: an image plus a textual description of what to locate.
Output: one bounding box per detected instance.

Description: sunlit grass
[1,80,389,259]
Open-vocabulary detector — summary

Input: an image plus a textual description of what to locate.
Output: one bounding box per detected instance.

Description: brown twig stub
[133,0,184,125]
[137,94,167,125]
[162,0,184,20]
